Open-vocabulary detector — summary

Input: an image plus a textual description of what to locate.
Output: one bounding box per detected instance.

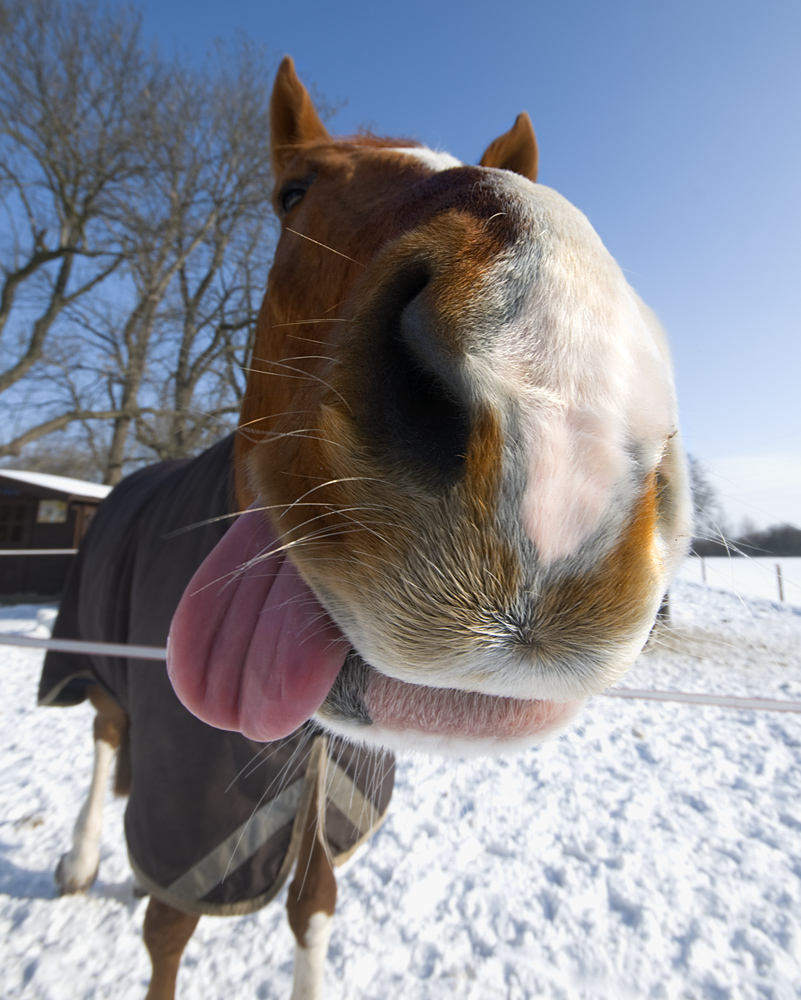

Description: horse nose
[366,264,473,484]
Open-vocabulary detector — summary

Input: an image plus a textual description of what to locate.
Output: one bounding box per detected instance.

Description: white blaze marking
[480,178,676,564]
[385,146,462,171]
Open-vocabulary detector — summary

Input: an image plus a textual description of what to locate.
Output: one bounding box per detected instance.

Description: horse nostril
[370,267,472,484]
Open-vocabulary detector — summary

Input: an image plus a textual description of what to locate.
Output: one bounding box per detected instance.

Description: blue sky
[134,0,800,531]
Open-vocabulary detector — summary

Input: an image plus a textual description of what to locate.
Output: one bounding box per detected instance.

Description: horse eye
[279,178,313,215]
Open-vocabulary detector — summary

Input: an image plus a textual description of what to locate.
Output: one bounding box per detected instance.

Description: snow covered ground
[1,575,800,999]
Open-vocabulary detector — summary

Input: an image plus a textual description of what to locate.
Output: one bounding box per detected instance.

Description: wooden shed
[0,469,111,599]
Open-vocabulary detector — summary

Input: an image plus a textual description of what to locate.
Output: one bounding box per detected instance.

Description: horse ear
[271,56,330,175]
[479,112,539,182]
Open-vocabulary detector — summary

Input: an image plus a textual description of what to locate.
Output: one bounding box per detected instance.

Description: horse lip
[320,646,584,746]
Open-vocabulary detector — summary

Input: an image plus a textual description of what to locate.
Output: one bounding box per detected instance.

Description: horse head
[168,57,690,754]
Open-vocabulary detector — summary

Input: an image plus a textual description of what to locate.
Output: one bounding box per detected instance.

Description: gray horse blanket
[39,435,394,916]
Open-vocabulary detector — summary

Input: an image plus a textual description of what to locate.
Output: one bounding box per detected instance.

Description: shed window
[0,502,29,545]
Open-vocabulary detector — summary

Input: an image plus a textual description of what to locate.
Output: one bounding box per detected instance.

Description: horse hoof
[55,852,99,895]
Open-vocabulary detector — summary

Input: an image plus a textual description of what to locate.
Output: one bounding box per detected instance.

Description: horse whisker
[284,227,365,267]
[272,318,348,327]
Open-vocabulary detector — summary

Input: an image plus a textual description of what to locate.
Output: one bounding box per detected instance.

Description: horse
[40,55,690,1000]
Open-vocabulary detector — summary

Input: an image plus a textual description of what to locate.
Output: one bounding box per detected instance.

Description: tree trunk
[105,413,133,485]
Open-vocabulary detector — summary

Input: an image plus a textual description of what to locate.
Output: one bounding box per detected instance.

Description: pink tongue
[167,505,348,742]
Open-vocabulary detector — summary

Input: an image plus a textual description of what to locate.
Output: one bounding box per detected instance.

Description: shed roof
[0,469,112,502]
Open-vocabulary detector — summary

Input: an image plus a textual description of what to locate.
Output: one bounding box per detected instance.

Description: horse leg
[56,683,128,894]
[287,790,337,1000]
[143,897,200,1000]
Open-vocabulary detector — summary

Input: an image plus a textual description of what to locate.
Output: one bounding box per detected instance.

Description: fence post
[776,563,784,602]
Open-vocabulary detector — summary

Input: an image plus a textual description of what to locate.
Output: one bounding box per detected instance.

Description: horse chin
[315,649,585,756]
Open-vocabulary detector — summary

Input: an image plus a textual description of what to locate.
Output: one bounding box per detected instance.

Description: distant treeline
[693,523,801,557]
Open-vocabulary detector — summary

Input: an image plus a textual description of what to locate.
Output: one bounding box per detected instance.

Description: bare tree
[688,455,730,551]
[0,1,280,483]
[77,42,276,482]
[117,45,275,471]
[0,0,164,443]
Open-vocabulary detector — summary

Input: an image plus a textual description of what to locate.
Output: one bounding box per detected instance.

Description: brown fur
[269,56,329,174]
[535,477,661,659]
[479,111,539,181]
[233,57,670,704]
[87,684,131,796]
[143,898,200,1000]
[236,172,533,673]
[287,809,338,946]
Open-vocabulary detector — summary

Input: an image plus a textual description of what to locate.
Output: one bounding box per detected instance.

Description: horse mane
[327,132,423,150]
